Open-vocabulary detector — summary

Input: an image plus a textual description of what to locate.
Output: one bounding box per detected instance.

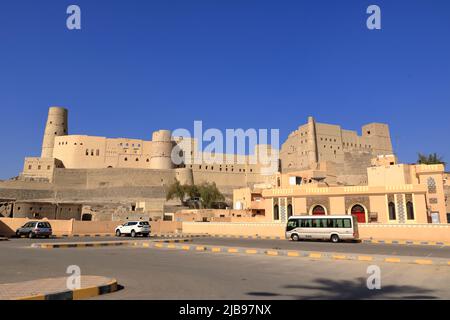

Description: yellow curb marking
[212,247,221,253]
[385,258,401,263]
[309,253,322,259]
[287,251,300,257]
[167,244,176,249]
[196,246,206,251]
[245,249,258,254]
[19,295,45,300]
[142,243,150,248]
[332,255,347,260]
[154,243,163,248]
[182,245,191,250]
[266,250,279,256]
[73,286,99,300]
[228,248,239,253]
[358,256,373,262]
[414,259,433,265]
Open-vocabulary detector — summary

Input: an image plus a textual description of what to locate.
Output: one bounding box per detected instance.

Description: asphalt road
[0,241,449,299]
[190,238,450,259]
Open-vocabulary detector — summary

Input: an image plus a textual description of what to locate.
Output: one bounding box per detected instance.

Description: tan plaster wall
[182,222,450,242]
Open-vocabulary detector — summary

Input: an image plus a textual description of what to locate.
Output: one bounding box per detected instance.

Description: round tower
[150,130,175,170]
[41,107,68,158]
[307,116,319,165]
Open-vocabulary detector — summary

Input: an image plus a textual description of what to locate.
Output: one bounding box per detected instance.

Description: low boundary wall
[0,218,181,237]
[182,222,450,242]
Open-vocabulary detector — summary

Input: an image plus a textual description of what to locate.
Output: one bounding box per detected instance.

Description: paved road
[190,238,450,259]
[0,242,449,299]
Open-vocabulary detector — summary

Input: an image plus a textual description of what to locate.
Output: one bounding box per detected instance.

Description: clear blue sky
[0,0,449,179]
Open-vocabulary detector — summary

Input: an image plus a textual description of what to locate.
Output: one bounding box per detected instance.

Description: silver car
[16,221,53,238]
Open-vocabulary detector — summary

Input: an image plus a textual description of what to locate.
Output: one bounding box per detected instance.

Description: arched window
[287,204,293,218]
[388,202,396,220]
[273,205,279,221]
[312,205,326,216]
[406,201,414,220]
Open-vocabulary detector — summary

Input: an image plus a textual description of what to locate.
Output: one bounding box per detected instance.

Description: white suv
[115,221,150,238]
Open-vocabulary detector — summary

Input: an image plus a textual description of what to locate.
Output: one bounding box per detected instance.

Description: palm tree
[417,153,445,165]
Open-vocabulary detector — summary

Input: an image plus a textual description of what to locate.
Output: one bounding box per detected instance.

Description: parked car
[16,221,53,239]
[115,221,150,238]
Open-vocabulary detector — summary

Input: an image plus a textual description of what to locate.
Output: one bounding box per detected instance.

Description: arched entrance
[350,205,366,223]
[311,205,326,216]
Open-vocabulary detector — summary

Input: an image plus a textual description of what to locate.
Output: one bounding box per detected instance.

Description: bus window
[313,219,322,228]
[335,219,344,228]
[286,219,298,231]
[343,219,352,228]
[302,219,312,228]
[327,219,334,228]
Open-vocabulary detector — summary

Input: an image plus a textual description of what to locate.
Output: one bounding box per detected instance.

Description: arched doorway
[351,204,366,223]
[311,205,326,216]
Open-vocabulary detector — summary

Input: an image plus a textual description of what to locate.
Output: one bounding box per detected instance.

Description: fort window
[287,204,293,218]
[28,165,32,170]
[136,158,139,162]
[47,166,51,170]
[38,165,41,170]
[406,201,415,220]
[388,202,396,220]
[91,150,94,156]
[124,158,128,161]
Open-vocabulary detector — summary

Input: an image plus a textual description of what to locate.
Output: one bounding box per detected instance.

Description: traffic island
[0,276,118,300]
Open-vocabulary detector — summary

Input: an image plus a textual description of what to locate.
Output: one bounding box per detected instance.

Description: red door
[351,205,366,223]
[312,205,325,216]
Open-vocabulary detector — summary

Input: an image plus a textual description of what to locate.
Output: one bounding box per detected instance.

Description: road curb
[202,234,449,247]
[361,239,449,246]
[31,238,193,249]
[56,233,207,239]
[149,242,450,267]
[0,237,9,241]
[16,278,118,300]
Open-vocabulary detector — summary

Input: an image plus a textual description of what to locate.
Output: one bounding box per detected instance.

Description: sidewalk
[0,276,118,300]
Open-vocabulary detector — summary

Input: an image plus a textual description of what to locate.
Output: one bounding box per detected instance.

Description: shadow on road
[247,277,438,300]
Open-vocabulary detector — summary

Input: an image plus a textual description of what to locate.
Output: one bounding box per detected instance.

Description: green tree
[417,153,445,165]
[197,182,225,209]
[166,180,187,204]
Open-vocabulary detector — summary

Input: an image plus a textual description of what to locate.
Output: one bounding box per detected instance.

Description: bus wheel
[291,234,300,241]
[330,234,340,243]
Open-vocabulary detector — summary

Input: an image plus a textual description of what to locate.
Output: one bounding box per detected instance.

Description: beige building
[234,163,448,224]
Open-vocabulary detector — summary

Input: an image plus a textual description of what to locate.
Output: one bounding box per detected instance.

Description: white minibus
[285,215,359,243]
